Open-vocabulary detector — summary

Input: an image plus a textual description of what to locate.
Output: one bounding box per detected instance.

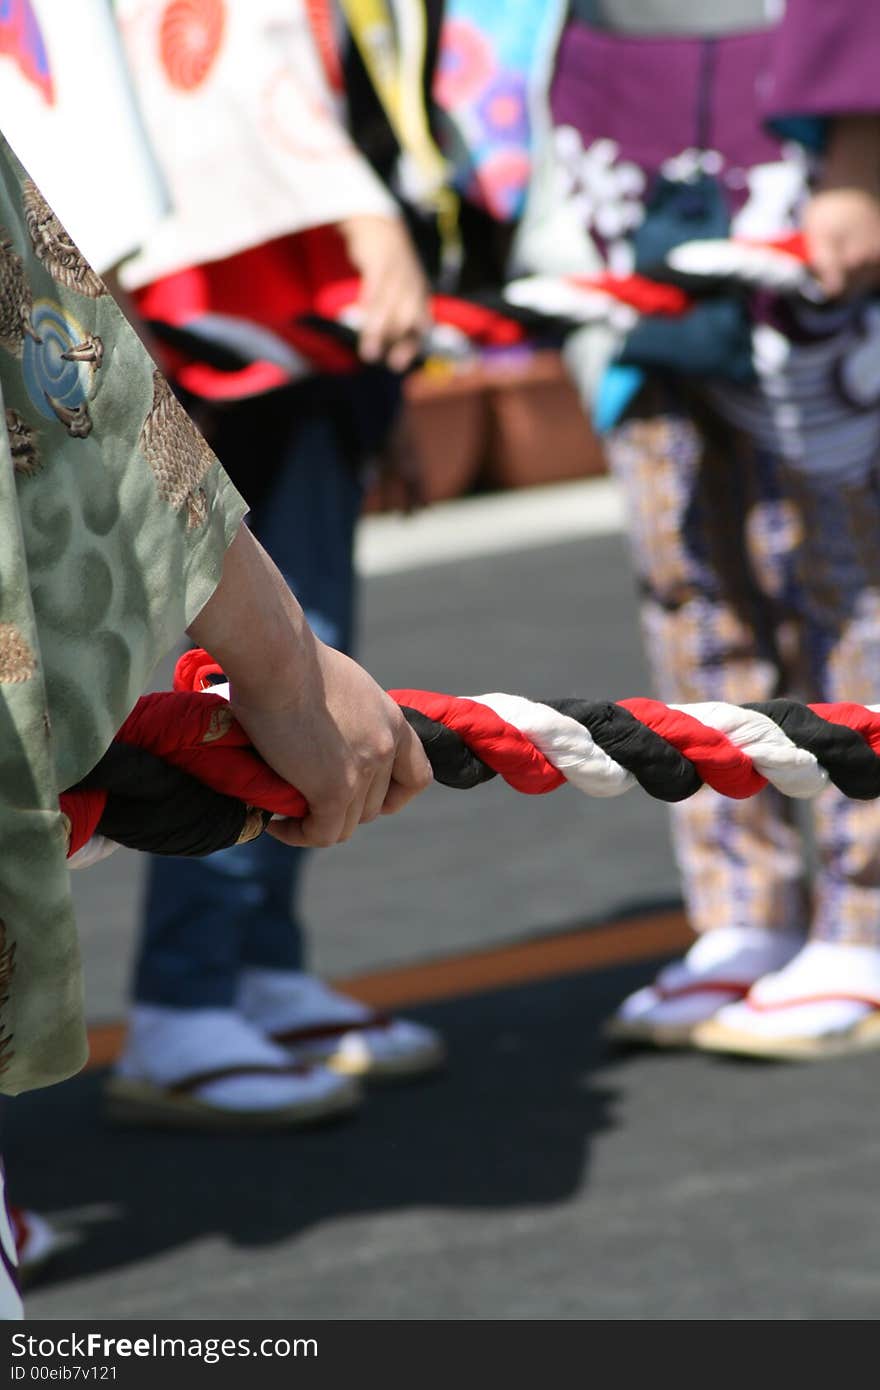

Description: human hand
[188,525,432,847]
[338,214,430,371]
[229,639,432,849]
[803,187,880,299]
[805,114,880,299]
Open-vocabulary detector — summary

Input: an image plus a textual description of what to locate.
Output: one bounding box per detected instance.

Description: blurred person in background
[105,0,450,1127]
[514,0,880,1060]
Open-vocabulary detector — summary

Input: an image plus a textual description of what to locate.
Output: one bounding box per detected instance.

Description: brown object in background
[361,367,490,513]
[402,367,492,503]
[362,349,607,513]
[483,349,606,489]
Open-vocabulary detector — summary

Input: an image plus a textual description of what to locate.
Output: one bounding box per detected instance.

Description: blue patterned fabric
[434,0,565,221]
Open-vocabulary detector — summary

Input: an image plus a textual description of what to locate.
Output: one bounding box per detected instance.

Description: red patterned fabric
[159,0,226,92]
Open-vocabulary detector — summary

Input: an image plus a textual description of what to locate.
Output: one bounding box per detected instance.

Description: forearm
[186,524,317,710]
[819,114,880,194]
[803,114,880,297]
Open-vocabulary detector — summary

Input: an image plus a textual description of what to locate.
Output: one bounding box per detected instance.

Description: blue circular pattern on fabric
[22,300,91,422]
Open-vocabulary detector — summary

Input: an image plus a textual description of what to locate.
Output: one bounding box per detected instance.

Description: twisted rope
[58,648,880,863]
[394,693,880,803]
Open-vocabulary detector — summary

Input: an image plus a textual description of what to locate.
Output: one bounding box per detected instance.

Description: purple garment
[544,7,880,395]
[550,22,782,183]
[768,0,880,123]
[551,3,880,176]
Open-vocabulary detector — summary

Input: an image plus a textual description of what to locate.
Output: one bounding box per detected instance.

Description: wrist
[225,618,317,715]
[187,525,315,710]
[339,213,405,262]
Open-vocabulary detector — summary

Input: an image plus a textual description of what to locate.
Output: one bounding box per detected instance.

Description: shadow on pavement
[3,959,662,1291]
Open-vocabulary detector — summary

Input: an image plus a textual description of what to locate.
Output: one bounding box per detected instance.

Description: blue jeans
[133,404,363,1007]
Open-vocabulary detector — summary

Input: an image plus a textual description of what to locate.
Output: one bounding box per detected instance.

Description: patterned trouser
[605,363,880,946]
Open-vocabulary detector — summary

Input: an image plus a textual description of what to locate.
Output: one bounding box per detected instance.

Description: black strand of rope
[403,700,704,800]
[100,793,265,856]
[745,700,880,800]
[551,699,704,802]
[74,744,270,855]
[399,707,498,789]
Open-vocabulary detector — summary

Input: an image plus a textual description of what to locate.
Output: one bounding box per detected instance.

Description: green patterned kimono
[0,136,247,1095]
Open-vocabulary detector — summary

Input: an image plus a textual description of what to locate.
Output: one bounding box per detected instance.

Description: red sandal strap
[655,980,751,1002]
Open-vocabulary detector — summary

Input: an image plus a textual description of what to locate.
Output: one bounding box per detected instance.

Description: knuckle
[361,734,394,768]
[375,733,396,763]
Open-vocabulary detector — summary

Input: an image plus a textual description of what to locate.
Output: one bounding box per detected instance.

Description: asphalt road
[8,483,880,1320]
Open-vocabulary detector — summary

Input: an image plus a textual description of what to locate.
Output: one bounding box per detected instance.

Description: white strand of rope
[667,701,828,798]
[472,693,835,801]
[471,692,635,797]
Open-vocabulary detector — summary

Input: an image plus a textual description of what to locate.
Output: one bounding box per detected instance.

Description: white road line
[355,475,625,577]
